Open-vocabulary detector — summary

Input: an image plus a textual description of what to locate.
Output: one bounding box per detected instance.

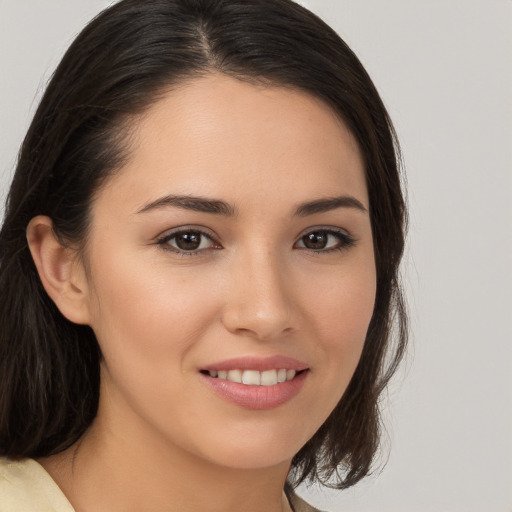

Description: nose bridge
[222,243,295,340]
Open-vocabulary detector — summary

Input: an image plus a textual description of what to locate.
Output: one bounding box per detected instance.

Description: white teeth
[227,369,242,383]
[242,370,261,385]
[260,369,278,386]
[210,368,299,386]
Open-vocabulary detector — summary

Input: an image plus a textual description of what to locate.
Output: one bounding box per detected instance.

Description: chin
[187,419,315,471]
[204,446,295,471]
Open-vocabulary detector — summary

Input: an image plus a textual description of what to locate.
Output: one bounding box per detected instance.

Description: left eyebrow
[294,196,368,216]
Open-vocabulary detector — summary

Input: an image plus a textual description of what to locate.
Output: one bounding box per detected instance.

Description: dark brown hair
[0,0,407,490]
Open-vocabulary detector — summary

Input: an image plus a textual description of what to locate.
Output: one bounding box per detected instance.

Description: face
[80,73,376,470]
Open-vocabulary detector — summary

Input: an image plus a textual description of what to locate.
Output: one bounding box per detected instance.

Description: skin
[28,73,376,512]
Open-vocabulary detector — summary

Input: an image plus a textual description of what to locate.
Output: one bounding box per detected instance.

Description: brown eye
[174,232,203,251]
[295,229,355,252]
[302,231,328,250]
[158,229,218,253]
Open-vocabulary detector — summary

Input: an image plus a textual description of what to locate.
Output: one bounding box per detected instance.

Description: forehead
[97,73,368,213]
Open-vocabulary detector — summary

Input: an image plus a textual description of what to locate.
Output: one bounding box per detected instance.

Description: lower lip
[200,371,308,410]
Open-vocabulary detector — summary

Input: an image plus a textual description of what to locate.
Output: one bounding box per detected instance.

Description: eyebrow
[136,194,367,217]
[136,195,237,216]
[294,196,367,216]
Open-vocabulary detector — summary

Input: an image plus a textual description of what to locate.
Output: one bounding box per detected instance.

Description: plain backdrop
[1,1,511,511]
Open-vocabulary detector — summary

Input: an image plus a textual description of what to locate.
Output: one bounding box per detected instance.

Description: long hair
[0,0,407,489]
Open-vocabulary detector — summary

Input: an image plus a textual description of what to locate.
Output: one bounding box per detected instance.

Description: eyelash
[156,227,356,256]
[295,228,356,254]
[156,228,220,256]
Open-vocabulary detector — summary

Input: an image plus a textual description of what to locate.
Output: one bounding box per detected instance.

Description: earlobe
[26,215,91,325]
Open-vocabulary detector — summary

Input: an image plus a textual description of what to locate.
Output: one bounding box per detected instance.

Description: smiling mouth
[200,368,307,386]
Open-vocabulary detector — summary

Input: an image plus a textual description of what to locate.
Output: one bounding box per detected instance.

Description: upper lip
[200,355,309,372]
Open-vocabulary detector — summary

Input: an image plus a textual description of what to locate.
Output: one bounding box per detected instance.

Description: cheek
[311,265,376,342]
[306,266,376,390]
[86,254,220,370]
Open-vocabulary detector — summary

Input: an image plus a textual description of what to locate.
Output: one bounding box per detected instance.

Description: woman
[0,1,407,510]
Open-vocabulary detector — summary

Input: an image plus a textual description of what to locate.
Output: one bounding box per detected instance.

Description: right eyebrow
[136,194,237,216]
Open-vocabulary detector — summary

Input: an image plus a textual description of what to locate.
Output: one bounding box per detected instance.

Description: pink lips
[199,355,309,410]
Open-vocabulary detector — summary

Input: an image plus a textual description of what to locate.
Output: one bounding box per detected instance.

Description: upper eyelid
[155,225,350,235]
[155,225,219,242]
[296,225,352,239]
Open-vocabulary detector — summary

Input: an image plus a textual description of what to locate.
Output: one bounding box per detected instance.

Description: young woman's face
[81,74,376,470]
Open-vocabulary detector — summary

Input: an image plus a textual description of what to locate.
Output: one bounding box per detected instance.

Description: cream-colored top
[0,457,322,512]
[0,457,75,512]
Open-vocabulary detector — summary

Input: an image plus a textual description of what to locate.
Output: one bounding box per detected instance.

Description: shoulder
[0,457,75,512]
[287,487,327,512]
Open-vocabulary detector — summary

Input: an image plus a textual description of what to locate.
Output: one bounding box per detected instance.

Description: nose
[221,248,296,341]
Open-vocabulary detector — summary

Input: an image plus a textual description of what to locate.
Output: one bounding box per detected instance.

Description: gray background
[1,1,511,511]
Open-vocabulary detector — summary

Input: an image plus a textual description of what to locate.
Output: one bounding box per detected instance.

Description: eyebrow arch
[136,195,237,216]
[294,196,367,216]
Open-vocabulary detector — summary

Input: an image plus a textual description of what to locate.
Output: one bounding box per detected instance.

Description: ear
[26,215,91,325]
